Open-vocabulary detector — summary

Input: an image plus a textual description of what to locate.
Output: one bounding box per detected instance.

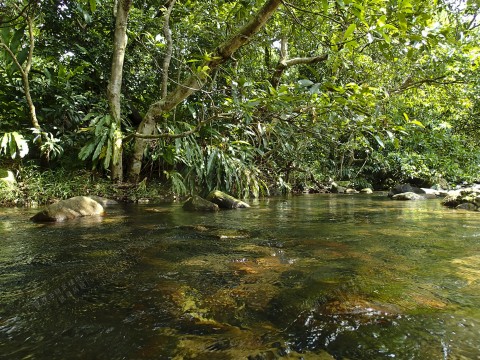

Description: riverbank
[0,167,175,207]
[0,164,472,208]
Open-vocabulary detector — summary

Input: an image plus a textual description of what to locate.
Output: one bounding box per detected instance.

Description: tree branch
[160,0,176,100]
[134,121,206,139]
[394,75,465,93]
[270,42,328,89]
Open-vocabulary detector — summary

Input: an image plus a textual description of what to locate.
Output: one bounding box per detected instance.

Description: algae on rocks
[206,190,250,209]
[183,195,219,212]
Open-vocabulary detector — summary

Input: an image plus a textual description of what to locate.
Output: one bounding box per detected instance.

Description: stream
[1,194,480,359]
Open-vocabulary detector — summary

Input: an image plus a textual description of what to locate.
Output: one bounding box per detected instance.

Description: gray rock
[442,190,462,207]
[389,183,426,197]
[31,196,105,222]
[87,195,118,207]
[456,203,478,211]
[391,192,426,201]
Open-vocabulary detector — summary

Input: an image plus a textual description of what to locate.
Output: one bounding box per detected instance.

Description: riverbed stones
[442,188,480,211]
[206,190,250,209]
[30,196,105,222]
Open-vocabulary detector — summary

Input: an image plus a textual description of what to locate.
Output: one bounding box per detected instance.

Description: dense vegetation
[1,0,479,204]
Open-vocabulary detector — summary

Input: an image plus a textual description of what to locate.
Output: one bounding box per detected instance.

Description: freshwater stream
[1,194,480,359]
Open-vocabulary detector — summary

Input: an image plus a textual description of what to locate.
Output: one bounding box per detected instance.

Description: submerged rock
[206,190,250,209]
[456,203,478,211]
[31,196,105,222]
[183,195,219,212]
[391,192,426,201]
[87,195,118,207]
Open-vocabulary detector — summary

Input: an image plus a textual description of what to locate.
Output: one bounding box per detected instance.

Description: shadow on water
[1,194,480,359]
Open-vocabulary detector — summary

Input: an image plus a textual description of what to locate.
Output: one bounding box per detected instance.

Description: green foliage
[1,0,480,197]
[0,132,29,159]
[0,180,20,206]
[78,111,121,171]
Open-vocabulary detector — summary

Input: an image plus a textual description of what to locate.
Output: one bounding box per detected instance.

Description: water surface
[1,194,480,359]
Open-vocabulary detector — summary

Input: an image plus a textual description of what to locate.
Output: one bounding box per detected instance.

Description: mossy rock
[205,190,250,209]
[183,195,219,212]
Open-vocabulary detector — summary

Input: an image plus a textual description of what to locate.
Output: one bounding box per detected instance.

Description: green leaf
[373,134,384,148]
[104,139,112,168]
[381,30,391,44]
[1,26,11,45]
[0,133,9,153]
[10,26,26,53]
[89,0,97,12]
[16,47,29,67]
[207,148,217,175]
[298,79,314,87]
[79,142,96,160]
[343,23,356,41]
[321,0,328,14]
[92,134,107,161]
[9,133,17,158]
[12,132,28,158]
[410,120,425,128]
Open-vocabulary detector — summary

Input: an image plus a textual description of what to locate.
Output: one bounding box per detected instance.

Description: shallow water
[1,194,480,359]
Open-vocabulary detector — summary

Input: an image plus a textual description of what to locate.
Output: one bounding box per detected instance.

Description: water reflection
[1,195,480,359]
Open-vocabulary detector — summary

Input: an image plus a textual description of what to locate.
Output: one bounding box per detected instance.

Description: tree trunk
[107,0,131,182]
[0,9,40,132]
[127,0,283,182]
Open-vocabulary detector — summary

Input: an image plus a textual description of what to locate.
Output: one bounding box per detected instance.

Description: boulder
[87,195,118,207]
[420,188,440,196]
[183,195,219,212]
[360,188,373,194]
[442,189,480,211]
[205,190,250,209]
[441,190,462,207]
[31,196,105,222]
[388,183,426,197]
[391,192,426,201]
[345,188,358,194]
